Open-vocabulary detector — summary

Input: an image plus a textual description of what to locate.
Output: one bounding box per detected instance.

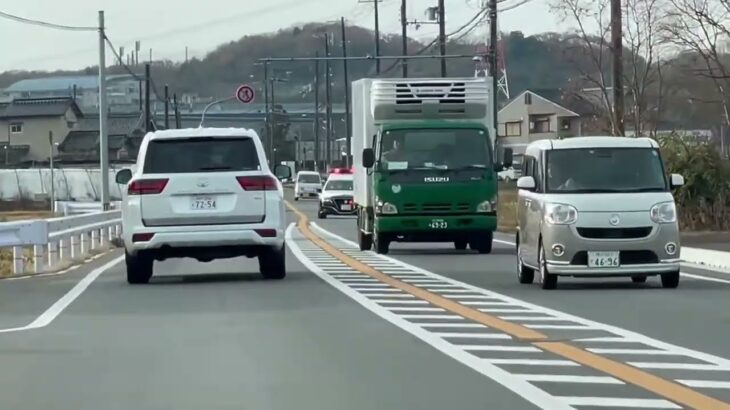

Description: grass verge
[498,185,518,233]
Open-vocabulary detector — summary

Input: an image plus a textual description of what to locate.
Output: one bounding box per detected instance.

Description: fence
[0,210,122,275]
[0,168,127,202]
[54,201,122,216]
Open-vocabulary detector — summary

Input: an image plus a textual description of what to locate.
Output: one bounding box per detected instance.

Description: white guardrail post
[0,210,122,276]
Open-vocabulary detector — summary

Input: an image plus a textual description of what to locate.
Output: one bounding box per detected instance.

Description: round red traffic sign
[236,85,255,104]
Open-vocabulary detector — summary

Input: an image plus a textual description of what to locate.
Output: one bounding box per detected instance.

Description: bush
[658,134,730,230]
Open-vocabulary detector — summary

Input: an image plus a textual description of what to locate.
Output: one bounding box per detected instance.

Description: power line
[381,7,488,75]
[0,9,96,31]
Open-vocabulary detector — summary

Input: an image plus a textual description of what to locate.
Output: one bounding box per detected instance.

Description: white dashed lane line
[287,223,730,409]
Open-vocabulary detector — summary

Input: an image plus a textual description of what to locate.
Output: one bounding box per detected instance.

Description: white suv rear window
[144,137,259,173]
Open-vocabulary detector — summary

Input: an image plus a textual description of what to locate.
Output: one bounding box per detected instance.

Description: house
[57,114,146,161]
[0,97,83,164]
[497,90,582,162]
[3,74,143,114]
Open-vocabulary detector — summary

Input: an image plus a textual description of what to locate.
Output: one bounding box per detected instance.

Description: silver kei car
[515,137,685,290]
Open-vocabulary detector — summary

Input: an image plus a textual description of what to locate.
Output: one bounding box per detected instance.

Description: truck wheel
[259,244,286,280]
[454,240,468,250]
[374,233,390,255]
[126,251,153,284]
[358,230,373,251]
[317,209,327,219]
[469,232,493,254]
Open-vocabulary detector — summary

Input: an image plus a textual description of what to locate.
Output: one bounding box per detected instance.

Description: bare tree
[551,0,668,136]
[624,0,668,135]
[663,0,730,156]
[551,0,618,133]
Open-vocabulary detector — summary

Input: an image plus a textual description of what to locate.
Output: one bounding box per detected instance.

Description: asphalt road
[2,193,730,409]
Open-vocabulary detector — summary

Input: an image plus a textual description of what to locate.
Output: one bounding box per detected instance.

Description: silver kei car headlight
[544,203,578,225]
[650,201,677,224]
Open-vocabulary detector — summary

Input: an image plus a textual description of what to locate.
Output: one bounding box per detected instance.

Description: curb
[681,247,730,271]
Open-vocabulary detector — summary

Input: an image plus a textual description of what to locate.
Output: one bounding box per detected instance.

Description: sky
[0,0,568,72]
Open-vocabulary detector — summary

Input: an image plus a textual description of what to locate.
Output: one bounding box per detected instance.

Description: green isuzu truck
[352,77,512,254]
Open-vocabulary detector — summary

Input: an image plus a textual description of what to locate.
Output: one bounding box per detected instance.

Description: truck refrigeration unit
[352,77,512,254]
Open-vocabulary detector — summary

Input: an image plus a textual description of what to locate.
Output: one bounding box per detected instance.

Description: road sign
[236,85,255,104]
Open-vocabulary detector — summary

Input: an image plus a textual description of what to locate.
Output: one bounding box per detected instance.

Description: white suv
[115,128,291,284]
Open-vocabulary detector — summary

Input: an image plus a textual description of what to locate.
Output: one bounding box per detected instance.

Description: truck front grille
[401,202,472,214]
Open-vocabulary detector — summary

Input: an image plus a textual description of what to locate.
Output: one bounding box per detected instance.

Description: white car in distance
[294,171,322,200]
[115,128,291,284]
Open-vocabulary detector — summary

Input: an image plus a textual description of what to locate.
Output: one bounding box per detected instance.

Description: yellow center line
[287,201,730,410]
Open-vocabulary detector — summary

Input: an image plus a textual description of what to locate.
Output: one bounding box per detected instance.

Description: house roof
[0,97,83,119]
[77,115,143,135]
[59,130,129,153]
[5,74,136,93]
[499,89,580,118]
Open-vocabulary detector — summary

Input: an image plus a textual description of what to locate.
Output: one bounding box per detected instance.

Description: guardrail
[54,201,122,216]
[0,211,122,276]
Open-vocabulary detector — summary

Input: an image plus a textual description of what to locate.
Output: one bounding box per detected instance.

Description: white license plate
[428,219,448,229]
[190,197,216,210]
[341,204,352,211]
[588,251,620,268]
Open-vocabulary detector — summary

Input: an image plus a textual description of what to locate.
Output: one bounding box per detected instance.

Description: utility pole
[185,46,189,63]
[98,10,110,211]
[314,51,321,172]
[164,85,170,129]
[324,33,333,167]
[145,63,151,132]
[488,0,498,141]
[438,0,447,77]
[401,0,408,77]
[138,81,143,112]
[135,41,140,67]
[374,0,381,74]
[611,0,624,136]
[340,17,352,168]
[341,17,352,167]
[49,131,54,213]
[173,93,181,129]
[359,0,381,74]
[263,62,271,163]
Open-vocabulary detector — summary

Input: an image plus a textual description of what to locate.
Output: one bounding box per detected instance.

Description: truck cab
[352,78,511,254]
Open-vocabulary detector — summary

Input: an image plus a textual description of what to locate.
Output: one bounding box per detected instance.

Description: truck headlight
[476,198,497,213]
[650,202,676,224]
[376,201,398,215]
[544,203,578,225]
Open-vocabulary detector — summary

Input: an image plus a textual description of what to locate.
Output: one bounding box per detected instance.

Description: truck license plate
[341,204,352,211]
[191,197,217,210]
[428,219,448,229]
[588,251,620,268]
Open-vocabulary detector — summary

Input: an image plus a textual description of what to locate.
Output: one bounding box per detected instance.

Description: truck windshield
[378,128,491,170]
[546,148,668,193]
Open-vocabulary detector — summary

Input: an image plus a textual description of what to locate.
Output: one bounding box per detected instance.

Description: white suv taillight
[128,179,168,195]
[236,176,277,191]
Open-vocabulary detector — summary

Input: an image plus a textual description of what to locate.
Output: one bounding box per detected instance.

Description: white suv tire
[126,251,154,284]
[259,244,286,280]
